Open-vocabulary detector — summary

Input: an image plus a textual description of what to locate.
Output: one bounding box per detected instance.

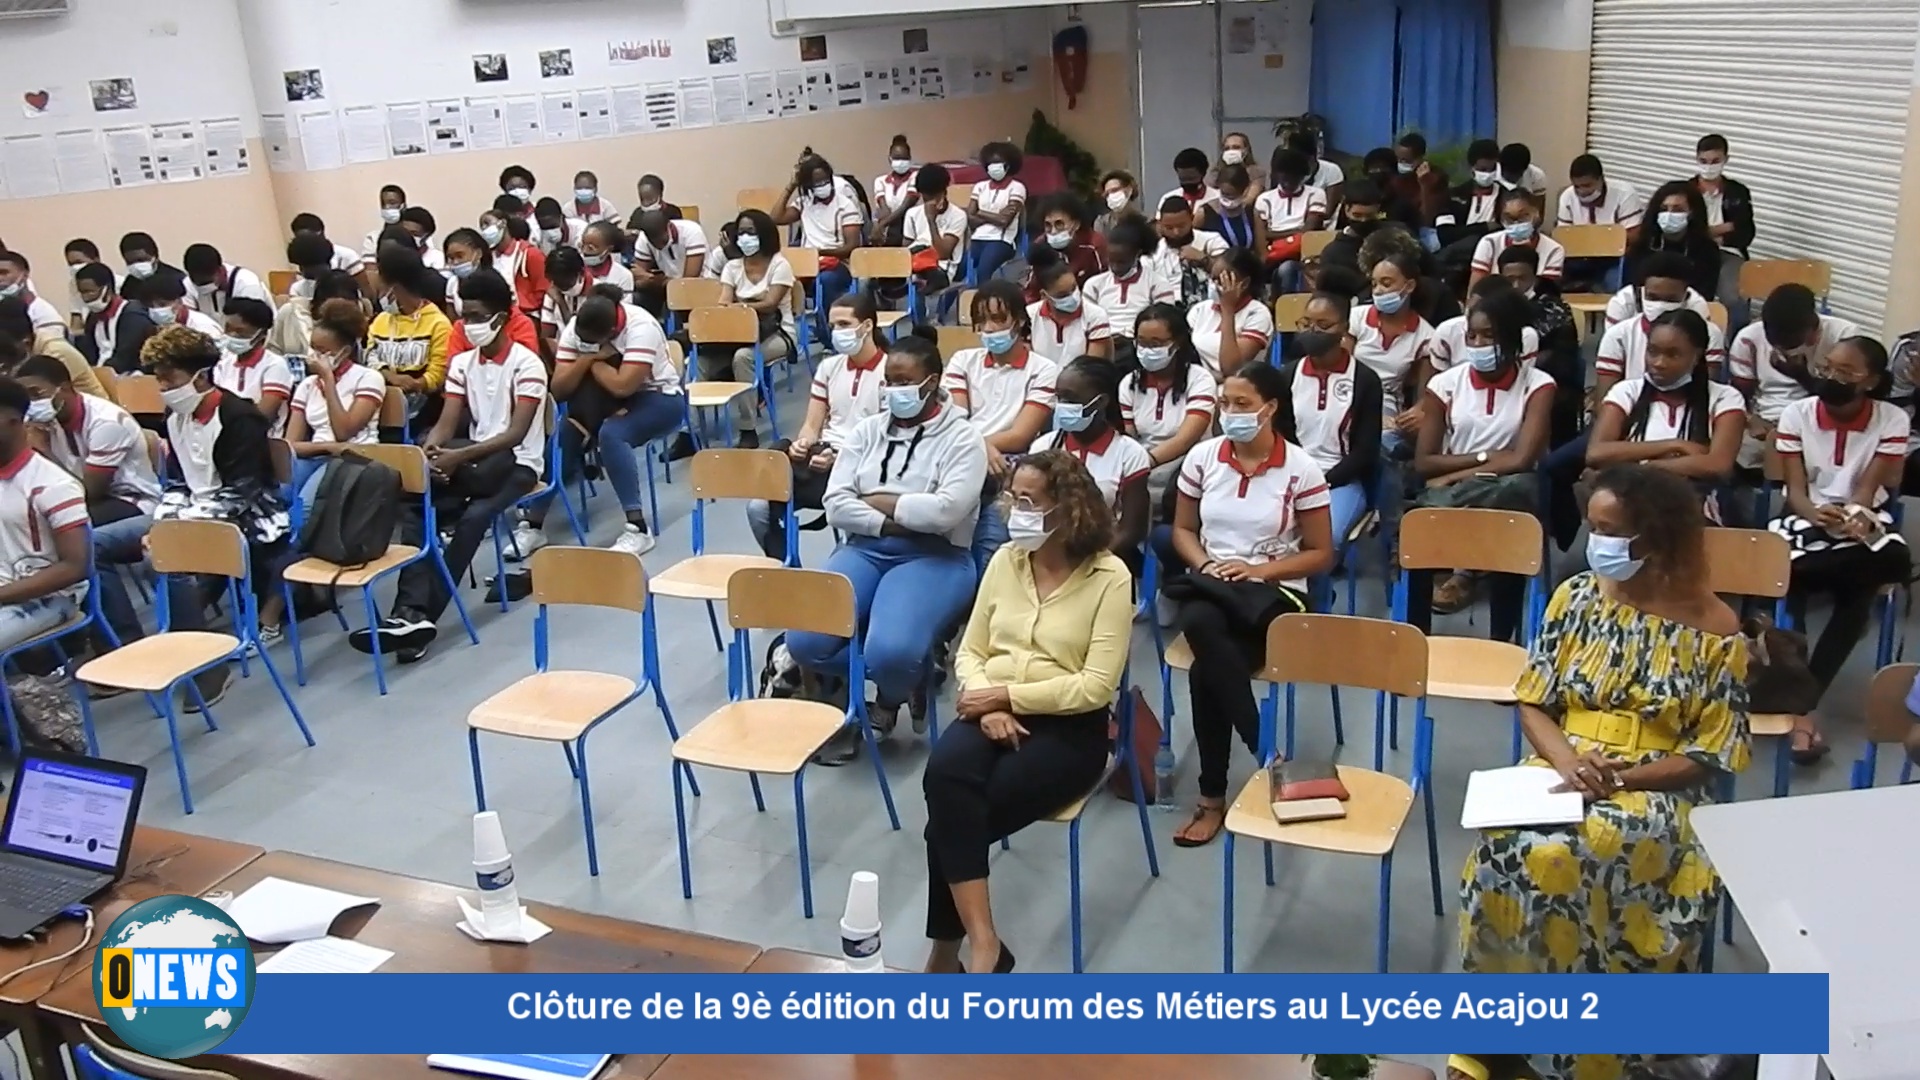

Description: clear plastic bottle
[1153,746,1176,810]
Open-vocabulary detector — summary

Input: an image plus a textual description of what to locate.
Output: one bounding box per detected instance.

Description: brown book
[1270,759,1350,802]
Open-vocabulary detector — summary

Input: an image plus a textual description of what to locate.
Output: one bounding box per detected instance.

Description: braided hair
[1623,309,1713,444]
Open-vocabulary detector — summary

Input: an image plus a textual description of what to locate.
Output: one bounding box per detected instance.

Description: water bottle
[1153,746,1177,811]
[472,811,521,936]
[839,870,884,972]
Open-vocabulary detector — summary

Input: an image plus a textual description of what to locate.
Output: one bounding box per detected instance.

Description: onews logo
[91,895,255,1059]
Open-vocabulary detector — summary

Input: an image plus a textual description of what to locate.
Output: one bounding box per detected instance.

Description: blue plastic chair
[1221,613,1434,973]
[686,308,779,441]
[487,398,589,612]
[76,519,314,814]
[849,247,919,329]
[648,449,800,663]
[1851,663,1918,789]
[0,532,118,757]
[669,567,901,918]
[467,546,691,877]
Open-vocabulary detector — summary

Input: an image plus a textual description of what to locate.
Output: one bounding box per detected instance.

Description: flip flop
[1790,725,1830,766]
[1172,803,1227,848]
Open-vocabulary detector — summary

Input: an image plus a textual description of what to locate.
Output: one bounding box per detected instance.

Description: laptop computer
[0,750,145,939]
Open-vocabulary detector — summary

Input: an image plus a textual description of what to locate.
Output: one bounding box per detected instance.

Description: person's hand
[787,438,813,462]
[1414,160,1432,180]
[1216,275,1245,306]
[1393,409,1423,436]
[1771,350,1810,376]
[862,492,899,517]
[986,444,1012,478]
[308,359,337,388]
[1426,473,1460,490]
[1550,750,1622,801]
[1181,246,1210,266]
[807,448,835,472]
[979,711,1029,748]
[1811,504,1850,532]
[956,686,1011,719]
[1204,559,1254,581]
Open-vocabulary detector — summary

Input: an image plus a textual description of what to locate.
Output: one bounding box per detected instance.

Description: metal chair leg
[1221,831,1236,973]
[1376,852,1393,972]
[468,728,487,810]
[1068,820,1084,973]
[672,761,693,898]
[793,769,814,918]
[160,686,194,814]
[577,736,599,877]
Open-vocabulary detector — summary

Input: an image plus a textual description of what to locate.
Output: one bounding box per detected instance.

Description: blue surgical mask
[1219,409,1265,443]
[149,306,177,326]
[223,334,258,355]
[884,382,928,419]
[574,188,596,203]
[1048,291,1080,314]
[1053,396,1101,434]
[480,224,505,247]
[1136,345,1173,371]
[1586,532,1644,581]
[25,399,55,425]
[1657,211,1688,235]
[1464,344,1501,373]
[1046,230,1072,250]
[1504,220,1536,242]
[736,233,762,256]
[450,260,477,279]
[986,162,1008,182]
[1372,288,1407,315]
[0,283,21,300]
[981,329,1016,355]
[830,325,866,356]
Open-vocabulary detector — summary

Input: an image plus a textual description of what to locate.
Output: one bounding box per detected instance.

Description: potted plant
[1305,1055,1378,1080]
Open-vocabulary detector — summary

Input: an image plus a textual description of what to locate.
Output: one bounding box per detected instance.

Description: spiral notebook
[427,1054,611,1080]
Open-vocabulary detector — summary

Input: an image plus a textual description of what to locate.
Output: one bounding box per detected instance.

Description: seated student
[366,247,453,433]
[1165,360,1334,846]
[76,263,149,372]
[1602,278,1710,327]
[579,222,635,297]
[116,232,185,300]
[498,165,539,216]
[1151,197,1227,309]
[1121,302,1218,511]
[1469,189,1564,289]
[1160,147,1218,212]
[1198,166,1263,260]
[350,269,548,664]
[397,207,445,273]
[1187,249,1273,381]
[1626,181,1722,302]
[1594,252,1730,406]
[777,152,865,330]
[451,255,539,361]
[1210,131,1269,194]
[1082,218,1175,360]
[1350,242,1437,449]
[629,211,703,319]
[181,244,268,316]
[624,174,685,232]
[479,207,548,319]
[964,142,1027,285]
[1495,246,1584,455]
[1555,153,1645,237]
[0,376,92,652]
[1287,135,1343,211]
[566,171,620,226]
[1095,169,1142,236]
[871,134,920,245]
[1275,301,1382,545]
[1359,148,1422,233]
[532,197,588,256]
[923,449,1130,974]
[788,333,985,764]
[945,280,1060,571]
[362,184,410,255]
[438,227,489,305]
[1694,134,1755,322]
[1252,150,1328,295]
[0,251,71,346]
[1498,142,1549,203]
[1035,194,1109,288]
[268,268,359,370]
[1729,283,1861,471]
[1771,335,1910,762]
[1317,178,1400,279]
[1389,132,1450,240]
[1587,310,1743,522]
[537,247,589,359]
[288,213,371,291]
[1409,289,1555,624]
[1026,359,1151,563]
[1026,262,1111,364]
[269,234,341,357]
[708,209,797,448]
[1428,276,1540,373]
[1436,139,1505,250]
[141,272,224,338]
[64,239,118,331]
[1360,226,1461,336]
[0,299,104,402]
[212,297,291,435]
[279,299,386,520]
[902,163,966,294]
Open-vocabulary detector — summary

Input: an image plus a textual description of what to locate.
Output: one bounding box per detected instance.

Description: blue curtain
[1308,0,1400,155]
[1394,0,1495,148]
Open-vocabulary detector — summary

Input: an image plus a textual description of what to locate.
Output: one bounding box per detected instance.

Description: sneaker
[396,643,430,665]
[183,667,232,714]
[809,724,863,767]
[610,524,657,557]
[504,523,548,563]
[347,613,438,656]
[1431,572,1477,615]
[258,623,284,645]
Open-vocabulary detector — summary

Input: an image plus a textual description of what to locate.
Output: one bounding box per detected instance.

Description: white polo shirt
[185,265,269,314]
[1554,180,1645,230]
[329,243,364,276]
[1456,186,1502,227]
[1157,186,1220,213]
[632,221,709,279]
[719,255,797,337]
[1596,316,1728,385]
[535,219,588,256]
[1028,427,1153,511]
[580,258,635,298]
[1603,286,1711,326]
[789,187,866,250]
[942,345,1059,437]
[1348,305,1434,420]
[1506,164,1549,197]
[1427,315,1541,372]
[1187,300,1274,380]
[555,303,679,395]
[1288,356,1367,474]
[1424,363,1556,457]
[1082,264,1176,339]
[1309,160,1345,190]
[212,344,295,436]
[290,361,387,444]
[1774,397,1908,506]
[565,195,622,225]
[1254,186,1329,234]
[903,203,968,280]
[808,348,887,448]
[1149,231,1228,287]
[1728,314,1864,423]
[1027,299,1113,364]
[1177,435,1330,591]
[0,449,88,601]
[872,171,918,218]
[1601,378,1745,442]
[1470,232,1565,279]
[1121,365,1218,450]
[15,292,61,342]
[968,178,1028,244]
[445,342,549,476]
[43,393,161,514]
[154,305,224,339]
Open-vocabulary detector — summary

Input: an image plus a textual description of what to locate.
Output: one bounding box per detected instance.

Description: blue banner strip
[212,974,1828,1054]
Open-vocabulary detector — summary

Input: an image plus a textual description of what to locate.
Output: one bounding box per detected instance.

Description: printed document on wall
[540,92,579,141]
[2,135,59,198]
[425,100,467,154]
[776,70,804,117]
[296,111,343,171]
[1007,50,1034,90]
[919,59,946,100]
[972,57,996,95]
[745,72,777,119]
[678,78,715,129]
[103,125,156,186]
[466,98,507,151]
[644,83,678,130]
[201,118,249,175]
[945,56,973,97]
[711,75,746,125]
[150,122,203,181]
[53,130,110,192]
[261,114,299,171]
[340,106,389,164]
[577,89,614,139]
[804,69,833,113]
[386,103,427,157]
[503,96,543,147]
[611,85,648,135]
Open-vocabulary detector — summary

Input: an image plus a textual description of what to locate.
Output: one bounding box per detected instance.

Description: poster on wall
[540,49,574,78]
[1006,51,1033,90]
[52,129,109,193]
[503,96,542,146]
[20,87,68,119]
[540,92,578,140]
[643,83,678,130]
[744,72,776,119]
[385,102,427,156]
[893,63,918,101]
[576,88,614,139]
[201,118,249,175]
[712,76,745,125]
[775,70,803,117]
[610,84,648,135]
[803,69,833,113]
[918,59,946,101]
[424,99,467,154]
[296,110,343,171]
[102,124,156,186]
[466,97,507,151]
[150,121,203,181]
[473,54,510,84]
[854,64,883,108]
[902,29,928,55]
[89,78,138,113]
[944,56,973,98]
[799,35,828,62]
[971,57,996,95]
[260,113,298,170]
[3,135,59,198]
[707,37,737,65]
[608,39,672,64]
[282,69,324,103]
[340,106,389,164]
[678,78,715,129]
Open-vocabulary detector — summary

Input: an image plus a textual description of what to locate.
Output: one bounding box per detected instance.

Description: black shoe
[958,943,1018,975]
[909,685,929,734]
[347,614,437,656]
[183,667,232,714]
[396,644,430,665]
[666,433,698,462]
[736,429,761,449]
[484,571,534,604]
[809,724,862,767]
[870,700,900,739]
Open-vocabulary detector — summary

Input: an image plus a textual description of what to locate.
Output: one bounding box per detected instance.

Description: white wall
[1500,0,1593,51]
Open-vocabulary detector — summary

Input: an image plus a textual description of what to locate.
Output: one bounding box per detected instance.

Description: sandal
[1172,802,1227,848]
[1789,724,1830,765]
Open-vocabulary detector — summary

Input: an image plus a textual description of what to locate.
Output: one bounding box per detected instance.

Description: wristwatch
[1475,451,1490,465]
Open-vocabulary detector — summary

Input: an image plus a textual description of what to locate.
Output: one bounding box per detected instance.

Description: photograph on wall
[902,28,928,55]
[707,36,738,65]
[20,86,68,119]
[89,77,139,112]
[608,39,672,64]
[282,69,324,103]
[799,35,828,63]
[473,53,510,83]
[1226,15,1256,54]
[540,49,575,78]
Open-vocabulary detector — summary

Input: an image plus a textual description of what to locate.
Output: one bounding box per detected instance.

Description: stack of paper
[227,877,379,943]
[258,936,393,974]
[427,1054,611,1080]
[1460,765,1586,829]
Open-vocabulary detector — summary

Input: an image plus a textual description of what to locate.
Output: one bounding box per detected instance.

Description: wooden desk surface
[653,1057,1436,1080]
[746,948,906,974]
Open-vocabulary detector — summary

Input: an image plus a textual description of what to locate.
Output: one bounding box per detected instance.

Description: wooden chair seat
[1425,636,1527,701]
[1563,293,1611,315]
[1044,754,1115,823]
[686,382,755,409]
[468,671,638,740]
[77,632,238,691]
[651,553,784,600]
[1162,632,1194,671]
[876,311,908,329]
[282,545,421,589]
[1749,713,1798,737]
[1225,764,1413,856]
[673,698,847,773]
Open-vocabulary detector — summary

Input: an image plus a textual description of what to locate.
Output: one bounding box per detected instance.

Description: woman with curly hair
[925,450,1133,974]
[1459,464,1748,1080]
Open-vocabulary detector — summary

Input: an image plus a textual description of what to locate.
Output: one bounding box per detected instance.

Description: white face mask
[890,158,912,176]
[1106,190,1130,212]
[986,162,1008,182]
[1697,160,1725,181]
[1642,297,1683,319]
[127,261,157,279]
[1472,169,1499,187]
[582,251,608,267]
[480,224,505,247]
[1657,211,1689,235]
[84,295,110,314]
[541,228,562,243]
[637,200,662,212]
[161,382,204,416]
[380,207,402,224]
[507,186,532,202]
[25,399,55,425]
[736,233,762,256]
[464,316,502,349]
[1221,149,1244,165]
[223,334,257,355]
[148,306,178,327]
[811,182,836,201]
[1006,506,1052,551]
[574,188,596,203]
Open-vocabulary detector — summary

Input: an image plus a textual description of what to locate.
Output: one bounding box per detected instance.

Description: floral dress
[1459,572,1749,1080]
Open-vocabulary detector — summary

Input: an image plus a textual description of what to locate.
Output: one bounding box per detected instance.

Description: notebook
[1460,765,1585,829]
[427,1054,611,1080]
[1267,760,1348,823]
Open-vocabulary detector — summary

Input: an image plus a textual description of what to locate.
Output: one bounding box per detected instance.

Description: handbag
[1742,614,1821,715]
[1106,687,1164,803]
[1265,234,1303,265]
[910,246,940,273]
[1160,572,1304,638]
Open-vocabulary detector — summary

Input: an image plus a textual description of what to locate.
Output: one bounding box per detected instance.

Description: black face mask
[1294,331,1340,359]
[1815,377,1863,408]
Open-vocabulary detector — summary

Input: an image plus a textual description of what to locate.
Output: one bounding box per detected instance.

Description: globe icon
[92,895,254,1059]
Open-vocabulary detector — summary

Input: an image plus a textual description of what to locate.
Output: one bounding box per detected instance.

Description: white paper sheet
[261,113,299,170]
[539,92,578,141]
[340,106,389,164]
[610,85,648,135]
[150,122,203,182]
[972,56,996,95]
[945,56,974,98]
[576,88,613,139]
[502,95,542,147]
[1460,766,1585,829]
[1007,50,1034,90]
[2,135,59,198]
[744,71,777,119]
[677,78,714,129]
[385,102,426,157]
[426,99,467,154]
[466,97,506,151]
[894,63,918,102]
[258,935,393,974]
[710,75,745,125]
[228,876,379,944]
[846,63,874,108]
[200,117,248,176]
[804,69,833,113]
[103,125,156,187]
[296,110,343,171]
[918,59,946,101]
[775,70,804,117]
[643,82,678,130]
[52,129,109,192]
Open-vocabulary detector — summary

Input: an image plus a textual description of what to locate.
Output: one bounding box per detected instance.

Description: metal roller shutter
[1587,0,1918,331]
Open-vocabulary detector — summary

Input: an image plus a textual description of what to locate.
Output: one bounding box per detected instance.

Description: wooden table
[652,1056,1436,1080]
[0,826,262,1080]
[39,851,761,1080]
[747,948,907,974]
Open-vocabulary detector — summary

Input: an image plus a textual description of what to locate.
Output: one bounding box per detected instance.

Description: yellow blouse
[956,547,1132,716]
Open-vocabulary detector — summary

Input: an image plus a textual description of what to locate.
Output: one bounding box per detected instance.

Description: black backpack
[298,451,401,569]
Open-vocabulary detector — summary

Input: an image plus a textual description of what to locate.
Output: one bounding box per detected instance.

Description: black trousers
[755,438,833,558]
[921,710,1108,941]
[1787,541,1912,693]
[392,444,537,622]
[1402,568,1527,643]
[1178,589,1303,799]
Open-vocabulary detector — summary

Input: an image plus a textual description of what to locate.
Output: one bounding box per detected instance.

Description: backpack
[297,451,401,570]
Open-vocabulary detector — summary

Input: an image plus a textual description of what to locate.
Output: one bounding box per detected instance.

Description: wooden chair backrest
[937,326,981,357]
[1259,614,1428,697]
[1272,293,1312,330]
[666,340,687,370]
[736,188,785,215]
[691,449,792,502]
[91,367,119,405]
[267,269,299,303]
[1864,663,1919,744]
[688,305,760,345]
[1553,224,1627,259]
[115,373,164,416]
[379,387,406,428]
[348,442,430,494]
[1740,258,1831,302]
[727,567,855,636]
[1398,507,1543,576]
[784,247,821,279]
[531,546,649,612]
[679,204,701,223]
[1702,528,1790,599]
[667,278,725,311]
[850,247,912,279]
[957,289,979,321]
[1300,231,1336,260]
[148,520,246,579]
[1706,301,1729,333]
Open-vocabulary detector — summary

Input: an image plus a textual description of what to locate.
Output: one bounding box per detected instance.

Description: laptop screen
[4,755,140,873]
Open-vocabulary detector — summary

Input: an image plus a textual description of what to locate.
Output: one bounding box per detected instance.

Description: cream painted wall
[1496,0,1592,210]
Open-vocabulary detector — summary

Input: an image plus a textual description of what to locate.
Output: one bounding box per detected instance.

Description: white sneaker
[610,524,657,557]
[505,523,547,562]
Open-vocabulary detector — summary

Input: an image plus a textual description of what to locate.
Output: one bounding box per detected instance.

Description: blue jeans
[786,535,976,705]
[1273,259,1304,296]
[815,264,853,343]
[970,501,1007,580]
[970,240,1017,285]
[1327,482,1368,548]
[93,513,154,645]
[0,594,78,653]
[598,391,687,517]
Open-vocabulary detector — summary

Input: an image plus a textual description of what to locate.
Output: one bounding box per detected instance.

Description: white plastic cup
[840,870,883,972]
[473,811,509,865]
